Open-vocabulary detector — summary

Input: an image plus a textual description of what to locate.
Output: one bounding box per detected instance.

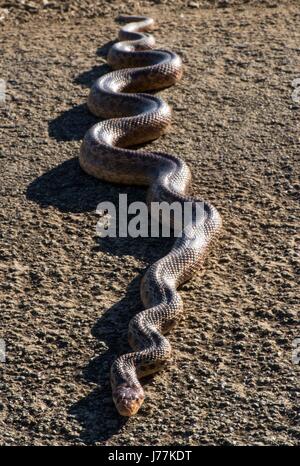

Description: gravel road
[0,0,299,445]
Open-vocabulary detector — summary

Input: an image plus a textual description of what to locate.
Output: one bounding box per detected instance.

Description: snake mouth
[112,383,145,417]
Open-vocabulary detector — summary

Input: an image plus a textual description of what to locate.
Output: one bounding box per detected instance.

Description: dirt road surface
[0,0,299,445]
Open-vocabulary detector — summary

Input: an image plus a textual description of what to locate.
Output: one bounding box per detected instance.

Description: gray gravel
[0,0,299,445]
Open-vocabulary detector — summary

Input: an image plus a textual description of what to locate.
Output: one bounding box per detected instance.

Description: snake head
[112,383,145,417]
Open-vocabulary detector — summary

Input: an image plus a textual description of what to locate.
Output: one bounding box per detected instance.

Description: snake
[79,15,222,416]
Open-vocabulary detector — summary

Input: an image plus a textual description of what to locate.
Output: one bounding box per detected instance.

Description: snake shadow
[48,38,118,142]
[68,276,141,444]
[47,63,109,142]
[48,37,113,142]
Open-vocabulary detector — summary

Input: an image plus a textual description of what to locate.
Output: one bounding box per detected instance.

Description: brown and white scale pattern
[80,15,222,416]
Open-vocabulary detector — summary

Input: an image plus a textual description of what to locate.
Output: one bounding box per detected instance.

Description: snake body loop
[79,16,222,416]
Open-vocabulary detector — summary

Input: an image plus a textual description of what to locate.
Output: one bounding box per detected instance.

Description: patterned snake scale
[79,15,222,416]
